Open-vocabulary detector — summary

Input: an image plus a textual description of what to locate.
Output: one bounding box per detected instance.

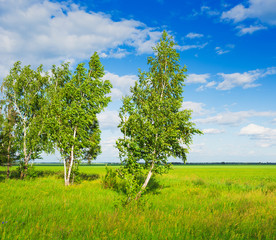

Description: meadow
[0,165,275,240]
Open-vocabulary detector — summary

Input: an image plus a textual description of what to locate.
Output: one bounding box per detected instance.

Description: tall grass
[0,165,275,239]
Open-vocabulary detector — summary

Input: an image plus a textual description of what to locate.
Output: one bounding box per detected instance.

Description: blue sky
[0,0,275,163]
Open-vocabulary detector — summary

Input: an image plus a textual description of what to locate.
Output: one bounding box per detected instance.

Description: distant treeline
[14,162,276,167]
[172,162,276,165]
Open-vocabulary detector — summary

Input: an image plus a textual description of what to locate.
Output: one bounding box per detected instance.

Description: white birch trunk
[135,161,155,200]
[64,157,68,186]
[64,126,77,186]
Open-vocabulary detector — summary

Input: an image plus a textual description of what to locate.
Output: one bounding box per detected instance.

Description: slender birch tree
[0,102,18,178]
[47,52,112,186]
[116,31,202,202]
[1,62,49,178]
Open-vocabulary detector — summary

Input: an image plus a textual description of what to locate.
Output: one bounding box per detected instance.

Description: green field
[0,165,275,240]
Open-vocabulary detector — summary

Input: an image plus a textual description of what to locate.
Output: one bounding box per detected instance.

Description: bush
[103,167,162,206]
[102,167,119,189]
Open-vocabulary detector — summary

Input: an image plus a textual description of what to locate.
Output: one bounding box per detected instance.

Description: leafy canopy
[46,52,112,184]
[116,31,202,188]
[1,62,50,164]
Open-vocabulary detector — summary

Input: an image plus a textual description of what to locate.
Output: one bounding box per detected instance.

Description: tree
[1,62,50,178]
[47,52,112,186]
[0,101,18,178]
[116,31,202,202]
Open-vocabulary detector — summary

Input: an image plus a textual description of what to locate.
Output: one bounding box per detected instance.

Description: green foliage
[0,102,19,169]
[1,62,51,178]
[116,31,202,201]
[46,52,112,185]
[103,167,162,206]
[102,167,119,189]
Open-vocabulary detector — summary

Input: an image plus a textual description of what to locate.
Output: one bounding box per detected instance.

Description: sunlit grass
[0,165,275,239]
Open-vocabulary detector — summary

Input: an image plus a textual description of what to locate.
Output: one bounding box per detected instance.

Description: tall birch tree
[47,52,112,186]
[1,62,49,178]
[0,102,18,178]
[116,31,202,202]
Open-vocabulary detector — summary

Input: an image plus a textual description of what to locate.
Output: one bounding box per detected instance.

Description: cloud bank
[0,0,162,78]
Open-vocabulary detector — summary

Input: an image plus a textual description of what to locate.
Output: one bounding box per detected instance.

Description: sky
[0,0,275,163]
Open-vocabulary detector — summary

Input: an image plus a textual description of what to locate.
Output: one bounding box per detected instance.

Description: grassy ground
[0,165,275,239]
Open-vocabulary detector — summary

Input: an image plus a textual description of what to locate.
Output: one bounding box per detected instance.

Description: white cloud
[236,24,267,35]
[215,47,230,55]
[98,110,120,129]
[205,81,216,88]
[195,111,276,126]
[196,86,205,92]
[215,48,230,55]
[181,102,210,116]
[176,43,208,51]
[203,128,225,134]
[192,67,275,92]
[101,136,118,153]
[0,0,162,78]
[186,73,210,84]
[186,32,204,39]
[200,6,220,16]
[221,0,276,25]
[103,72,137,100]
[100,48,130,59]
[215,44,235,55]
[196,80,217,91]
[239,123,276,147]
[216,67,276,90]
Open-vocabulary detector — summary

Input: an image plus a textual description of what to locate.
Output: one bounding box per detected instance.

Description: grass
[0,165,275,239]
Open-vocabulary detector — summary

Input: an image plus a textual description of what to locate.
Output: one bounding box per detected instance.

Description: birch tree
[0,102,18,178]
[1,62,49,178]
[47,52,112,186]
[116,31,202,202]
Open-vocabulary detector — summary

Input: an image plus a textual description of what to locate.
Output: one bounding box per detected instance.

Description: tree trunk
[6,143,11,179]
[23,160,28,179]
[22,152,32,179]
[135,161,155,200]
[64,157,68,186]
[7,162,11,179]
[21,123,28,179]
[20,168,24,179]
[64,126,77,186]
[65,178,70,186]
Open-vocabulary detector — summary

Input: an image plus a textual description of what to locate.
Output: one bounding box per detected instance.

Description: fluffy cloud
[195,111,276,126]
[186,73,210,84]
[221,0,276,25]
[181,102,210,116]
[103,72,137,100]
[236,24,267,35]
[101,137,119,153]
[216,67,276,90]
[239,123,276,147]
[203,128,225,134]
[205,81,216,88]
[98,110,120,129]
[186,32,204,39]
[196,80,217,91]
[0,0,162,78]
[191,67,275,91]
